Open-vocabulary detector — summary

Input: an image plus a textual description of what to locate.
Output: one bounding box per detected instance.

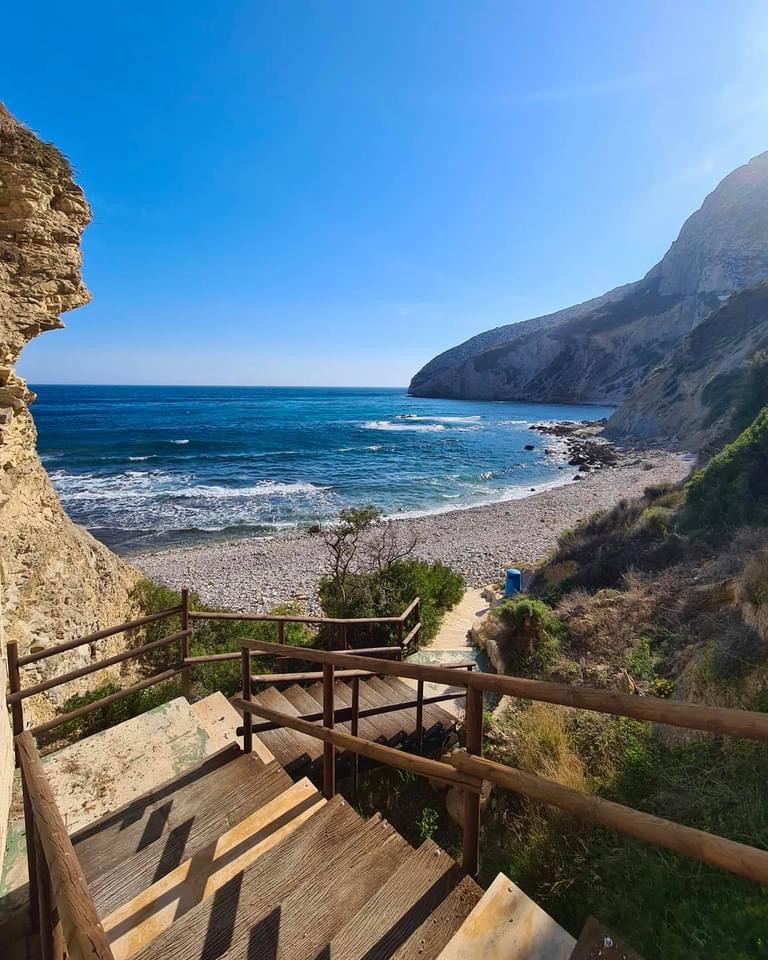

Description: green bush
[682,407,768,535]
[496,595,564,669]
[53,580,315,740]
[318,558,464,646]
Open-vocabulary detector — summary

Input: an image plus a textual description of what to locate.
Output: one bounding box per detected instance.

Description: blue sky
[7,1,768,386]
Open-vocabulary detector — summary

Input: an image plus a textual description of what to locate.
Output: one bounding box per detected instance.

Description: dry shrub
[736,547,768,641]
[557,572,660,664]
[512,702,587,793]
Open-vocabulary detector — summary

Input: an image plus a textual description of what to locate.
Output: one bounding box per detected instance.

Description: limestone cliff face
[605,283,768,453]
[0,105,140,748]
[409,152,768,403]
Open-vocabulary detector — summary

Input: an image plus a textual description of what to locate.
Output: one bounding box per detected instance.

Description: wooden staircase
[70,742,486,960]
[250,676,459,773]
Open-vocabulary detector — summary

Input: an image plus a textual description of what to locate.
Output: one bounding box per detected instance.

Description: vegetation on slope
[473,408,768,958]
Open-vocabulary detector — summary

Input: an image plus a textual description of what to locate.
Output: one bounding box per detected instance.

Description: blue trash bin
[504,568,522,598]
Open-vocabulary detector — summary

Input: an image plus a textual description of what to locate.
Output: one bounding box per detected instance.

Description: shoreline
[133,447,694,615]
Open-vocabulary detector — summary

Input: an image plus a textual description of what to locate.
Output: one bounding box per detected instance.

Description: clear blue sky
[7,1,768,386]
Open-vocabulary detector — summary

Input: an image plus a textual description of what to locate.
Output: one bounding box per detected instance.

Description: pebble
[133,450,692,614]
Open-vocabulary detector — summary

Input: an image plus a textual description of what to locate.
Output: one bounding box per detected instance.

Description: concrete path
[429,587,490,650]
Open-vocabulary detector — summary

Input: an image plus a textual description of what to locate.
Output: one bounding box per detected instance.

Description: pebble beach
[134,449,693,614]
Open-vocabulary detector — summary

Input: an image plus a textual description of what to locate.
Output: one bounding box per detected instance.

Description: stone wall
[0,105,141,872]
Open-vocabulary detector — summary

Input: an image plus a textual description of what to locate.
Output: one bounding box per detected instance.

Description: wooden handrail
[238,638,768,742]
[403,621,422,647]
[7,630,191,704]
[27,667,185,738]
[242,689,465,732]
[233,698,482,793]
[16,732,115,960]
[450,752,768,887]
[252,668,377,683]
[17,606,183,666]
[189,601,420,626]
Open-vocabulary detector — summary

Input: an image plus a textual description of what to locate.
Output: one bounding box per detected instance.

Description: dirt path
[429,587,490,650]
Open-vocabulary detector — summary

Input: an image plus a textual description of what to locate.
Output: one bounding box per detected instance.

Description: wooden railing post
[323,663,336,798]
[462,686,483,877]
[180,588,191,699]
[241,645,253,754]
[351,675,360,795]
[416,680,424,754]
[7,640,40,925]
[278,621,285,645]
[397,619,404,652]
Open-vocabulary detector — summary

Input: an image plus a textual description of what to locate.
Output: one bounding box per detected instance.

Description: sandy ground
[133,449,693,615]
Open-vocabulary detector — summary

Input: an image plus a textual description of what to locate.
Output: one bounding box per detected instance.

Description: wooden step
[103,777,324,960]
[72,745,245,883]
[89,757,291,917]
[378,675,457,735]
[250,687,324,770]
[134,799,397,960]
[365,676,426,739]
[241,819,412,960]
[191,692,275,763]
[327,839,465,960]
[436,873,576,960]
[353,678,409,744]
[570,917,644,959]
[391,875,484,960]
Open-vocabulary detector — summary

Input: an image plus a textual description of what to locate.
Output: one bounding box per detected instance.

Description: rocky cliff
[409,152,768,404]
[605,282,768,453]
[0,105,141,864]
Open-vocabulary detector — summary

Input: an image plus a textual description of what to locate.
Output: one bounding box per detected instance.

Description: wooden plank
[239,638,768,742]
[244,826,412,960]
[17,607,183,667]
[570,917,644,960]
[391,875,483,960]
[28,668,185,738]
[7,631,190,704]
[249,688,324,768]
[327,840,464,960]
[366,676,424,737]
[15,733,114,960]
[450,752,768,887]
[234,700,483,793]
[379,676,454,735]
[353,680,408,744]
[103,779,324,960]
[436,873,575,960]
[133,800,390,960]
[89,758,291,917]
[73,750,264,884]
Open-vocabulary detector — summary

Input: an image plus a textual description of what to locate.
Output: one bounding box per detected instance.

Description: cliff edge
[409,152,768,404]
[0,105,141,863]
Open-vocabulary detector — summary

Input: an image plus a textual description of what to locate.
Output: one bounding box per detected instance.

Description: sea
[30,385,614,554]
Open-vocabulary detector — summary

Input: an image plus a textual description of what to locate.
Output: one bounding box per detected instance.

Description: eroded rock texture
[0,105,140,785]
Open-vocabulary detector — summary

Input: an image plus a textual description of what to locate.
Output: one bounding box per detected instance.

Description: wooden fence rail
[16,732,115,960]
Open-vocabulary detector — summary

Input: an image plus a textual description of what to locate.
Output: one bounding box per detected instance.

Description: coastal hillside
[0,106,139,716]
[606,282,768,453]
[409,151,768,403]
[472,409,768,958]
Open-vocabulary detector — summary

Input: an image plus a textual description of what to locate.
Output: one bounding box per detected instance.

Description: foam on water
[32,385,614,552]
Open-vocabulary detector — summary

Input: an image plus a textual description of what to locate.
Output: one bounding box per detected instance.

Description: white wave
[167,481,330,500]
[170,439,190,445]
[128,455,155,461]
[363,420,445,433]
[338,444,384,453]
[395,414,481,424]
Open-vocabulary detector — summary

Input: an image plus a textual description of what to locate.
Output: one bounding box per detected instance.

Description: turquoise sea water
[31,385,613,554]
